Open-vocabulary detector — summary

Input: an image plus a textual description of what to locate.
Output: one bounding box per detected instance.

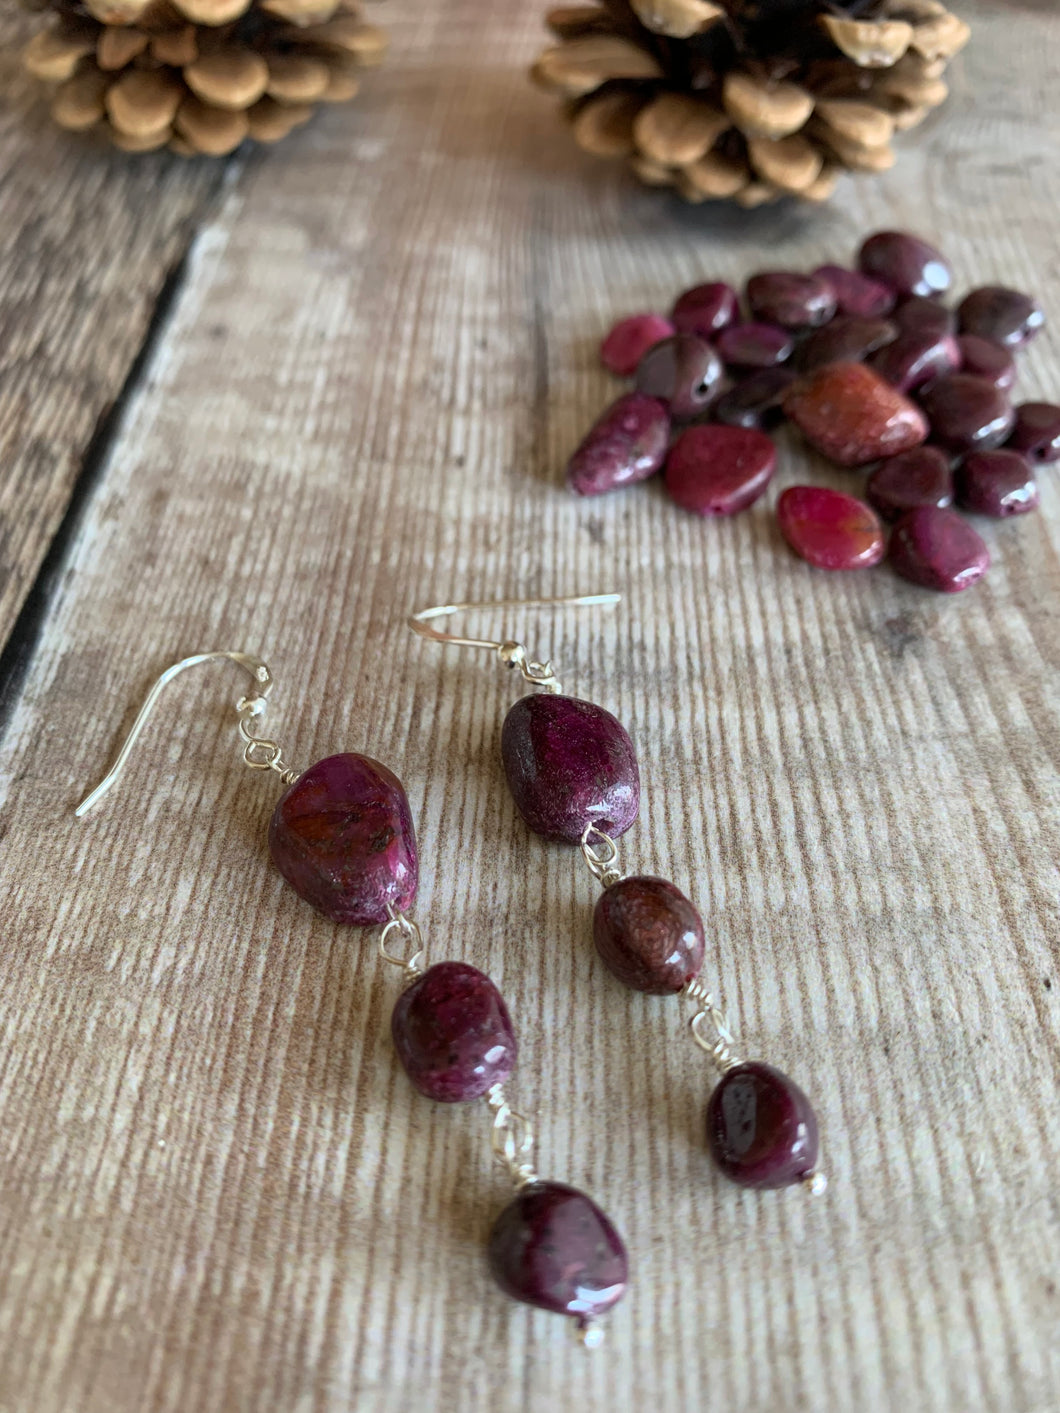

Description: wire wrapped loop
[580,824,624,889]
[379,908,428,982]
[485,1083,538,1189]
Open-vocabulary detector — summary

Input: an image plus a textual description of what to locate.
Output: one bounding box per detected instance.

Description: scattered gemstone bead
[868,328,961,393]
[957,285,1045,349]
[867,446,954,522]
[566,393,670,497]
[957,334,1017,393]
[391,962,516,1102]
[501,694,640,844]
[889,506,990,592]
[706,1062,819,1189]
[488,1182,628,1320]
[858,231,952,300]
[600,313,675,377]
[716,321,794,371]
[813,264,895,318]
[269,753,418,925]
[894,295,956,339]
[956,449,1039,517]
[593,876,705,994]
[635,333,724,420]
[664,424,776,517]
[1007,401,1060,463]
[713,367,797,429]
[784,362,929,467]
[777,485,886,570]
[671,281,739,339]
[919,373,1015,454]
[746,271,837,330]
[797,315,897,374]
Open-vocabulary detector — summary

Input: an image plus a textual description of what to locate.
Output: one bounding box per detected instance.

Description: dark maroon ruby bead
[566,393,670,497]
[488,1182,628,1320]
[664,424,776,517]
[635,333,723,420]
[890,506,990,592]
[956,334,1017,393]
[600,314,674,377]
[813,264,895,318]
[706,1062,819,1189]
[391,962,516,1102]
[867,446,953,522]
[797,315,897,374]
[1007,402,1060,463]
[919,374,1015,454]
[957,285,1045,349]
[869,329,961,393]
[716,322,794,371]
[858,231,952,300]
[894,296,956,340]
[269,753,417,925]
[746,271,836,330]
[593,876,705,994]
[713,367,797,429]
[501,694,639,845]
[956,449,1039,518]
[671,281,739,339]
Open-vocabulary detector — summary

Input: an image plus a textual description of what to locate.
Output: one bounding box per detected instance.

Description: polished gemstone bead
[778,485,886,570]
[593,876,705,994]
[600,313,675,377]
[894,295,956,339]
[706,1062,819,1189]
[957,285,1045,349]
[664,424,776,516]
[813,264,895,318]
[746,271,837,330]
[867,446,953,522]
[1007,401,1060,463]
[488,1182,628,1320]
[869,329,961,393]
[671,281,739,339]
[501,694,639,844]
[635,333,724,420]
[713,367,797,429]
[919,374,1015,454]
[784,362,929,467]
[889,506,990,592]
[716,321,794,371]
[957,334,1017,393]
[566,393,670,497]
[797,315,897,374]
[857,231,952,299]
[391,962,516,1102]
[956,449,1039,517]
[269,753,418,924]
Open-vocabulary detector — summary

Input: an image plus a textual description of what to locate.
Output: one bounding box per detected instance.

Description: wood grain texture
[0,1,1058,1410]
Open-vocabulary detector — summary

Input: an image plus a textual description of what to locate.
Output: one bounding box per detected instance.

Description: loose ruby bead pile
[576,231,1057,594]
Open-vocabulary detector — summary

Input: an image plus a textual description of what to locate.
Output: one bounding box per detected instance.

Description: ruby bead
[919,374,1015,454]
[894,296,956,339]
[664,424,776,517]
[797,315,897,374]
[488,1182,628,1320]
[957,285,1045,349]
[600,313,675,377]
[635,333,723,420]
[867,446,954,521]
[957,335,1017,393]
[778,485,886,570]
[785,362,929,467]
[671,281,739,339]
[813,264,895,318]
[956,449,1039,518]
[858,231,952,300]
[716,322,794,371]
[269,753,417,924]
[566,393,670,497]
[706,1062,819,1190]
[889,506,990,592]
[391,962,516,1102]
[593,876,705,994]
[869,329,961,393]
[501,694,639,844]
[746,271,836,330]
[1007,401,1060,463]
[713,367,797,429]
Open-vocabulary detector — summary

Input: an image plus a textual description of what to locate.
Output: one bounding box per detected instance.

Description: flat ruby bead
[635,333,723,420]
[593,876,704,994]
[889,506,990,592]
[746,271,836,330]
[956,449,1039,517]
[600,313,675,377]
[919,374,1015,454]
[488,1182,628,1320]
[713,367,797,429]
[868,329,961,393]
[778,486,886,570]
[664,424,776,517]
[566,393,670,497]
[706,1062,819,1189]
[813,264,895,318]
[391,962,516,1102]
[671,281,739,339]
[797,316,897,374]
[895,296,956,340]
[785,362,929,467]
[867,446,954,522]
[958,285,1045,349]
[858,231,952,299]
[957,335,1017,393]
[501,694,639,844]
[269,753,417,924]
[716,322,794,372]
[1007,402,1060,463]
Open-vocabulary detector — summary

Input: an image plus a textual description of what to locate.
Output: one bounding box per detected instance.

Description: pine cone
[21,0,387,155]
[531,0,969,205]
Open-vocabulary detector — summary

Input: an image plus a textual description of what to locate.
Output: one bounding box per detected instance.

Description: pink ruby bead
[671,281,739,338]
[919,374,1015,454]
[593,876,704,994]
[600,313,675,377]
[1007,402,1060,463]
[889,506,990,592]
[958,285,1045,349]
[665,424,776,516]
[778,486,886,571]
[869,329,961,393]
[858,231,952,300]
[813,264,895,318]
[706,1062,819,1190]
[956,449,1039,518]
[635,333,723,420]
[746,271,836,330]
[797,315,897,374]
[716,322,793,371]
[566,393,670,497]
[784,362,929,467]
[867,446,954,522]
[391,962,516,1102]
[957,335,1017,393]
[269,754,418,924]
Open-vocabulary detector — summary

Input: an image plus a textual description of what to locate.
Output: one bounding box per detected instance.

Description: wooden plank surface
[0,1,1058,1409]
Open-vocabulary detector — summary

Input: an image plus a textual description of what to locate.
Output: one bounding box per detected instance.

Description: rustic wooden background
[0,1,1057,1410]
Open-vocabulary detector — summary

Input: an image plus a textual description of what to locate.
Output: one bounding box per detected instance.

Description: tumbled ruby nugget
[391,962,517,1102]
[706,1062,819,1189]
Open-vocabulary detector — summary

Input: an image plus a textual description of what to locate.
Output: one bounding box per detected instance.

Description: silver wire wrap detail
[684,977,744,1073]
[236,693,300,785]
[580,824,625,889]
[497,641,562,694]
[379,906,428,983]
[485,1083,538,1190]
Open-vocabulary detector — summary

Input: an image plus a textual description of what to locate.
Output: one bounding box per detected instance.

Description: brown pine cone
[22,0,387,155]
[532,0,970,205]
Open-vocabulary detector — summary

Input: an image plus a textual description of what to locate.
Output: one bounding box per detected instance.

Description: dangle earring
[76,650,629,1341]
[410,598,826,1195]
